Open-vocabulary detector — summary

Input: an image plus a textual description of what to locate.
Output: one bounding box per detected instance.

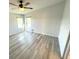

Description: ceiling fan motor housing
[19,0,23,8]
[19,3,23,8]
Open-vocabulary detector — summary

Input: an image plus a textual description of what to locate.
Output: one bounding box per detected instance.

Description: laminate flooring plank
[9,32,61,59]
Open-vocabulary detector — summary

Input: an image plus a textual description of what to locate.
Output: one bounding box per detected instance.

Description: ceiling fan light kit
[19,8,25,11]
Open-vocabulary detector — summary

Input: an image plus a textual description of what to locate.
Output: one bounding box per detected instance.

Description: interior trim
[62,33,70,59]
[9,31,24,37]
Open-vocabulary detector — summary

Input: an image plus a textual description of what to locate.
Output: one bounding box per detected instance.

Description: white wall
[58,0,70,56]
[25,2,65,37]
[9,13,24,36]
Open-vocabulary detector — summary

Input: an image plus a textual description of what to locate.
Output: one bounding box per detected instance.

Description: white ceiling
[9,0,65,14]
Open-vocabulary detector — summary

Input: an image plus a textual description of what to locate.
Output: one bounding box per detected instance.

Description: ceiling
[9,0,65,14]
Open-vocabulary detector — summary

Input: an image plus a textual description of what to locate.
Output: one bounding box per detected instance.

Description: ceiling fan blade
[9,3,17,6]
[24,2,30,6]
[24,7,33,9]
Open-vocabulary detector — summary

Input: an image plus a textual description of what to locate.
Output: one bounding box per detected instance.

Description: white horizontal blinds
[17,17,24,29]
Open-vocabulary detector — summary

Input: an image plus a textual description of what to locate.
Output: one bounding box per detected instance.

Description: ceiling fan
[9,0,33,10]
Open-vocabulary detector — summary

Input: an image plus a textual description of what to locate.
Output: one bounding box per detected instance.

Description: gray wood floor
[9,32,61,59]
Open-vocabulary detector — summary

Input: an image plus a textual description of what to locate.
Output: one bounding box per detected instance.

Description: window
[17,18,24,29]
